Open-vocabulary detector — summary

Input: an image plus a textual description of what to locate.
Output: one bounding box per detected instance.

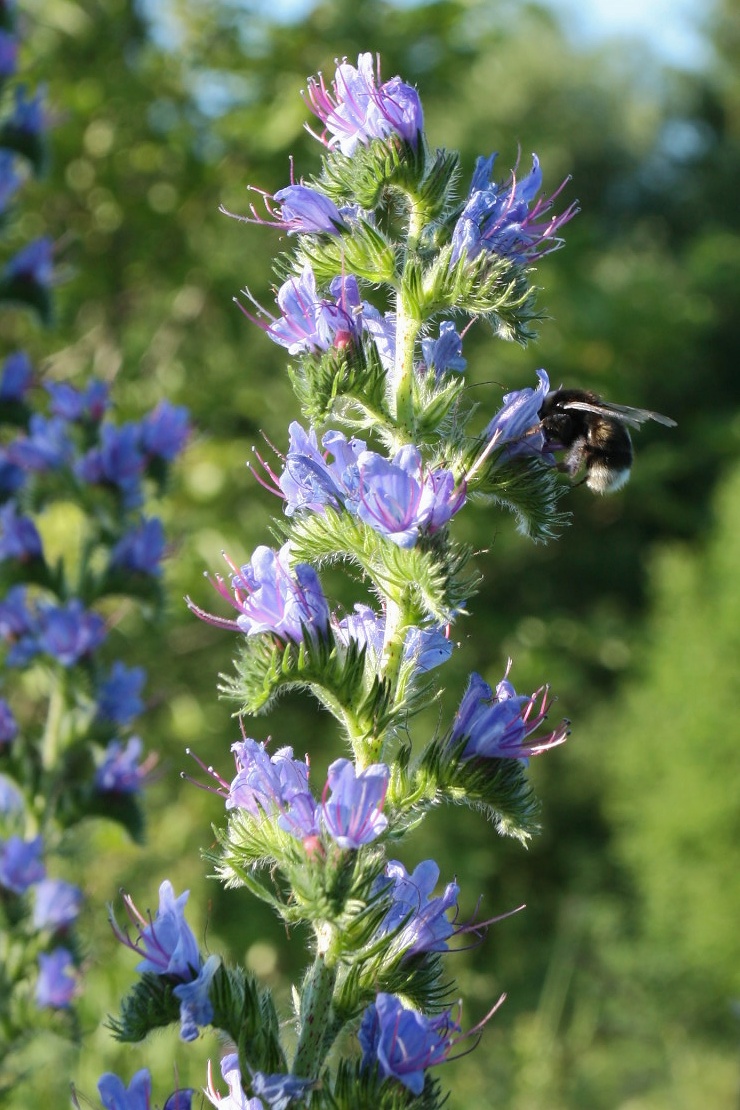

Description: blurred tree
[7,0,739,1106]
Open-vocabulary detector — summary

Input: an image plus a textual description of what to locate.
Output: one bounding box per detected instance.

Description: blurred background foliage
[5,0,740,1105]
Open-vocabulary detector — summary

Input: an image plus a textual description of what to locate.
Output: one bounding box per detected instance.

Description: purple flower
[361,303,396,372]
[279,426,460,551]
[0,446,25,496]
[0,502,43,561]
[32,877,83,931]
[279,421,364,516]
[451,665,569,761]
[226,737,318,838]
[76,422,145,507]
[305,53,423,156]
[7,413,73,471]
[359,992,460,1095]
[111,879,201,980]
[450,153,577,268]
[0,30,18,78]
[96,661,146,725]
[0,151,22,213]
[483,369,550,452]
[321,758,389,849]
[271,184,347,235]
[250,1070,314,1110]
[0,775,24,813]
[5,235,53,286]
[0,585,38,665]
[0,698,18,746]
[37,599,106,665]
[420,321,467,380]
[0,834,45,893]
[110,517,166,576]
[263,265,364,355]
[0,351,32,401]
[173,953,219,1042]
[8,85,46,137]
[140,400,190,461]
[205,1054,263,1110]
[95,736,148,794]
[45,379,109,422]
[98,1070,153,1110]
[466,369,553,483]
[36,947,76,1008]
[355,445,466,547]
[376,860,459,957]
[189,543,330,645]
[111,880,215,1042]
[163,1090,196,1110]
[335,604,452,674]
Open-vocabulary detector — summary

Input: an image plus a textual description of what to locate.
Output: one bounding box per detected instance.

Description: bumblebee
[539,388,676,493]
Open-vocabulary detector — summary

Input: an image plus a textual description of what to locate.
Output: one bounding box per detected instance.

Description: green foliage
[8,0,740,1106]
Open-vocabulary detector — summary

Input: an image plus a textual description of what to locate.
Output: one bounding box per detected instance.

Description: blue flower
[35,946,76,1009]
[263,265,364,355]
[450,664,569,761]
[420,321,467,380]
[140,400,190,461]
[205,1054,263,1109]
[8,85,46,138]
[0,774,24,813]
[279,425,466,545]
[189,543,330,645]
[250,1069,314,1110]
[173,953,219,1041]
[0,151,22,213]
[335,604,452,674]
[376,859,459,957]
[467,369,553,483]
[0,30,18,78]
[321,758,389,848]
[355,445,465,547]
[0,585,39,666]
[76,422,145,507]
[359,992,460,1095]
[271,184,348,235]
[110,517,166,576]
[0,351,32,401]
[37,599,107,665]
[32,877,83,931]
[96,661,146,726]
[0,697,18,746]
[0,501,43,561]
[111,879,201,981]
[45,379,109,422]
[226,737,317,834]
[450,154,577,267]
[94,736,148,794]
[5,235,53,286]
[305,53,423,156]
[97,1069,153,1110]
[0,834,45,893]
[7,413,74,471]
[279,422,364,516]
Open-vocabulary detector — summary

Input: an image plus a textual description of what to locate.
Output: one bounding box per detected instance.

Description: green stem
[40,671,65,773]
[380,594,411,707]
[390,302,421,438]
[292,949,340,1078]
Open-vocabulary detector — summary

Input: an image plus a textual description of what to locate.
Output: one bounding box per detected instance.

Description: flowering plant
[0,3,189,1082]
[95,53,576,1108]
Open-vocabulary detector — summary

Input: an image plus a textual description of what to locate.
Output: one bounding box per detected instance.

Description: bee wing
[562,400,677,429]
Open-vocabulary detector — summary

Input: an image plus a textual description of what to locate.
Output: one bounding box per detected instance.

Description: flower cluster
[92,51,575,1109]
[0,3,189,1062]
